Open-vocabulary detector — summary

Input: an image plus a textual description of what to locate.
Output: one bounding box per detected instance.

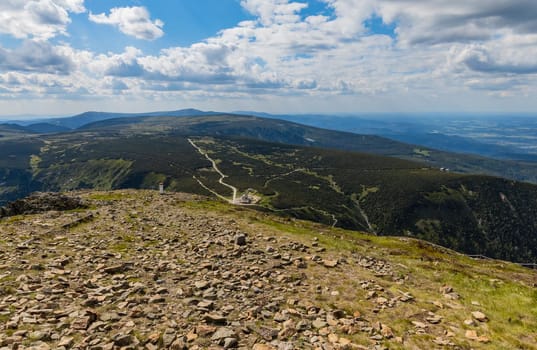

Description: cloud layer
[1,0,537,114]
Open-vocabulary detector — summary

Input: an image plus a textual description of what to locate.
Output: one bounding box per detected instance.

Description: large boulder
[0,192,87,217]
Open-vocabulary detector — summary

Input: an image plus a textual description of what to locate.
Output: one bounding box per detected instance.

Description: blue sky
[1,0,537,117]
[66,1,253,53]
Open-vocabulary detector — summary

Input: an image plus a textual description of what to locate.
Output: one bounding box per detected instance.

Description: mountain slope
[80,114,537,184]
[8,110,537,183]
[237,111,537,161]
[24,122,71,134]
[0,190,535,349]
[3,122,537,263]
[0,123,37,139]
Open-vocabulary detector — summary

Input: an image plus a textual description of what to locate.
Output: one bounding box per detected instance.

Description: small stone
[204,313,227,324]
[103,264,127,274]
[71,316,92,330]
[256,326,279,341]
[28,331,48,341]
[328,333,339,343]
[464,319,476,326]
[400,292,414,302]
[472,311,488,322]
[465,330,478,340]
[162,331,176,347]
[196,325,217,337]
[295,320,311,331]
[25,341,50,350]
[433,301,444,309]
[323,259,338,268]
[376,297,388,305]
[211,328,236,341]
[147,333,161,344]
[170,338,187,350]
[433,337,453,346]
[412,321,427,329]
[186,330,198,342]
[223,337,238,348]
[366,291,376,299]
[440,285,453,294]
[57,336,74,348]
[252,345,276,350]
[273,312,288,322]
[339,337,351,346]
[477,336,491,343]
[312,319,327,329]
[149,295,166,303]
[113,334,133,346]
[198,300,215,309]
[234,234,247,246]
[195,281,210,289]
[426,315,442,324]
[381,324,394,339]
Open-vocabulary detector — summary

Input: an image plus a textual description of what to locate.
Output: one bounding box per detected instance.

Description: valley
[2,113,537,264]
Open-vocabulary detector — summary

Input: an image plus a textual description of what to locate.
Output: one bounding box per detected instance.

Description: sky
[1,0,537,117]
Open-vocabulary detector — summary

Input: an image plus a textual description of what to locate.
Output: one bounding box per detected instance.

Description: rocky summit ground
[0,190,536,350]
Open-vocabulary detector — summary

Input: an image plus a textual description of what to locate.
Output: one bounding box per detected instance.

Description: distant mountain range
[235,111,537,162]
[9,109,219,129]
[8,108,537,162]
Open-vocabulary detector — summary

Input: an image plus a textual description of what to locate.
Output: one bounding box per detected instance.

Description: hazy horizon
[2,108,537,123]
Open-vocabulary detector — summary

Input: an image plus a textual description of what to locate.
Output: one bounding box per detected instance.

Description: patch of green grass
[0,312,11,323]
[110,234,137,252]
[359,185,379,200]
[88,192,132,201]
[64,207,93,213]
[0,215,25,224]
[413,148,431,157]
[29,154,42,175]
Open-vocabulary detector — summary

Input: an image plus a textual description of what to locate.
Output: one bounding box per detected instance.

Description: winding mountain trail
[188,138,238,203]
[350,195,376,234]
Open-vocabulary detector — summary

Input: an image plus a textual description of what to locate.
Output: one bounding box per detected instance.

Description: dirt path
[188,138,238,203]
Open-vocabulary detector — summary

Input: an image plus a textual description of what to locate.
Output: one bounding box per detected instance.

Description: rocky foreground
[0,190,536,350]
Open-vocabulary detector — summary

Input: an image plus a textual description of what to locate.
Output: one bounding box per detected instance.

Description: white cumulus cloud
[89,6,164,40]
[0,0,86,40]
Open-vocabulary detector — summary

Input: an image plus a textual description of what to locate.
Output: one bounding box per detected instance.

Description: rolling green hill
[0,123,37,139]
[80,114,537,184]
[2,117,537,263]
